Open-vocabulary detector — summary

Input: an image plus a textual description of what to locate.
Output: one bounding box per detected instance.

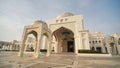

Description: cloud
[0,0,40,41]
[0,16,24,41]
[0,0,120,41]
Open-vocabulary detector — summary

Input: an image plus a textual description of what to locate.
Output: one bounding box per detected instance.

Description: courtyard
[0,52,120,68]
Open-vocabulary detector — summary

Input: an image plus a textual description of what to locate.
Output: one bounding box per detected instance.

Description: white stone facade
[18,12,120,58]
[112,33,120,54]
[0,38,35,52]
[18,12,90,58]
[89,32,107,53]
[89,32,120,55]
[0,40,20,51]
[46,12,90,54]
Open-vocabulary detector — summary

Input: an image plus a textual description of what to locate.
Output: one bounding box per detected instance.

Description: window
[99,40,101,43]
[65,18,68,21]
[92,47,95,51]
[60,19,63,22]
[96,47,102,53]
[96,41,97,43]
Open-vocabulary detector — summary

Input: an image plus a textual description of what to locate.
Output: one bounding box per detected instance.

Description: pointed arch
[52,27,74,35]
[27,30,38,39]
[51,26,75,53]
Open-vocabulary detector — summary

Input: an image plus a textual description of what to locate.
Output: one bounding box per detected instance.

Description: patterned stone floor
[0,52,120,68]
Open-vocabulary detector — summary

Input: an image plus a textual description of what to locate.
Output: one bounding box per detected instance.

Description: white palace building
[0,12,120,58]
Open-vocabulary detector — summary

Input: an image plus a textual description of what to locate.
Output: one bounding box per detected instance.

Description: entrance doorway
[67,41,74,52]
[96,47,102,53]
[52,27,75,53]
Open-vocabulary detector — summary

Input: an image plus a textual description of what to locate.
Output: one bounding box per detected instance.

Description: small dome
[56,12,74,18]
[32,20,45,25]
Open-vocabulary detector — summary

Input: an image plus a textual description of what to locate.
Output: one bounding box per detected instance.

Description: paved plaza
[0,52,120,68]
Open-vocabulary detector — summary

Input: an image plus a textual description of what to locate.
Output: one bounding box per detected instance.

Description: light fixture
[62,31,70,40]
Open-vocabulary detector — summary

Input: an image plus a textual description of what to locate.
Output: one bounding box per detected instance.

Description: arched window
[65,18,68,21]
[96,41,97,43]
[89,41,91,43]
[99,40,101,43]
[96,47,102,53]
[92,47,95,51]
[60,19,63,22]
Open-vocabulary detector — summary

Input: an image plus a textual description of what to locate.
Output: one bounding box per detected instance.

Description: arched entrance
[19,20,52,58]
[25,34,36,52]
[22,30,38,54]
[52,27,74,53]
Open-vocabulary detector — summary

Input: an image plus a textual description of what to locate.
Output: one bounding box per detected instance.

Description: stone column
[113,44,118,54]
[47,38,51,56]
[55,41,58,53]
[102,46,106,53]
[57,40,61,53]
[85,33,90,50]
[18,28,27,57]
[34,41,37,53]
[106,44,112,55]
[7,45,10,50]
[74,36,78,54]
[41,35,47,49]
[34,33,42,58]
[46,39,49,56]
[78,37,83,50]
[10,45,12,51]
[24,44,27,52]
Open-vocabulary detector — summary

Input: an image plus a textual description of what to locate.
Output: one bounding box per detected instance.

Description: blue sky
[0,0,120,41]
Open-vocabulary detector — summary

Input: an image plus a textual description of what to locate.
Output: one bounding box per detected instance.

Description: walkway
[0,52,120,68]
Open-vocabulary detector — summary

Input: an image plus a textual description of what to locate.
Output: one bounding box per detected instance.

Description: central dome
[56,12,74,18]
[32,20,45,25]
[32,20,48,27]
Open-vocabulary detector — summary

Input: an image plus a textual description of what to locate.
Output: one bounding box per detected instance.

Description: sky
[0,0,120,41]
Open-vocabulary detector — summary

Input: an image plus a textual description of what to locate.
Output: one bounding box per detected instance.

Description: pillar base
[18,52,23,57]
[34,53,40,58]
[46,52,50,56]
